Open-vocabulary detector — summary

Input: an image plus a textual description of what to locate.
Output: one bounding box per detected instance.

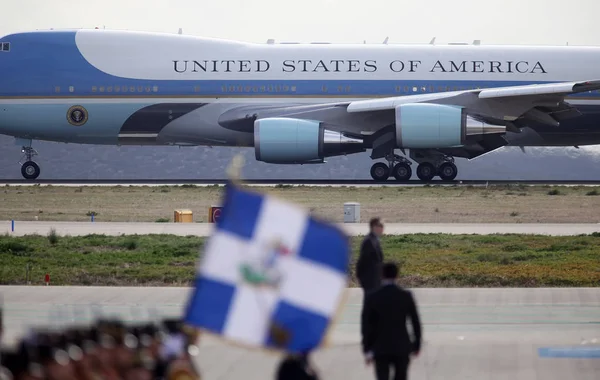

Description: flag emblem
[184,183,349,353]
[239,240,290,288]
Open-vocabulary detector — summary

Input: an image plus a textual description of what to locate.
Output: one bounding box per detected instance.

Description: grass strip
[1,232,599,287]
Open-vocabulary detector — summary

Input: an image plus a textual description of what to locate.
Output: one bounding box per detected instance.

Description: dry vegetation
[1,184,599,223]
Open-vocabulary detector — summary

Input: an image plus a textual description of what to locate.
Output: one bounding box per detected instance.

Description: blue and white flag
[184,182,350,353]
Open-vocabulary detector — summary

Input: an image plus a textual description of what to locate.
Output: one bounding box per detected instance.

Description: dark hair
[382,262,398,279]
[369,217,381,229]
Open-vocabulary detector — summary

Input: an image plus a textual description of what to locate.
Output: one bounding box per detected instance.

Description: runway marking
[538,347,600,358]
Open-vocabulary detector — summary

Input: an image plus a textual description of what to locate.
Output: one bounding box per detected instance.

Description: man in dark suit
[361,262,422,380]
[275,352,319,380]
[355,217,384,300]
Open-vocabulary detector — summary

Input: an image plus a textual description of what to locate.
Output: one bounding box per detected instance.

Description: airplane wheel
[21,161,40,180]
[438,162,458,181]
[370,162,389,182]
[416,162,435,181]
[392,162,412,181]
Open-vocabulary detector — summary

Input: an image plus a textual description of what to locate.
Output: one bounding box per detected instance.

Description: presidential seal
[67,105,88,126]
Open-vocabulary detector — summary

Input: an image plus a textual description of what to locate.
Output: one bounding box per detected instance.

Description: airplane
[1,28,599,181]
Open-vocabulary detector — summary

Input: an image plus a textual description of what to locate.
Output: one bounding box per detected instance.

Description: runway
[1,286,598,379]
[3,220,600,236]
[1,179,600,187]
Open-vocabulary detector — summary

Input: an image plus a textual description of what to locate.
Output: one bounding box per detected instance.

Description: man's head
[369,217,384,236]
[382,262,399,280]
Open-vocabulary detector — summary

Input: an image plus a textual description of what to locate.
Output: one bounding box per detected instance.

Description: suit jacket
[355,233,383,291]
[275,356,319,380]
[361,283,422,357]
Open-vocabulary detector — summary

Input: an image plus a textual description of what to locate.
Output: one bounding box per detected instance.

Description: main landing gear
[370,153,413,182]
[437,159,458,181]
[410,150,458,181]
[412,159,458,181]
[19,145,41,180]
[369,150,459,182]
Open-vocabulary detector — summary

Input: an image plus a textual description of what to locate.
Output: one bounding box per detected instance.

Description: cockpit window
[1,42,10,52]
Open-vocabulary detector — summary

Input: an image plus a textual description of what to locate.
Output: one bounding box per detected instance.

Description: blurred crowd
[0,310,201,380]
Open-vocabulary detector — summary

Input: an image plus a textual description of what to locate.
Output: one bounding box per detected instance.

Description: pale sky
[1,0,598,46]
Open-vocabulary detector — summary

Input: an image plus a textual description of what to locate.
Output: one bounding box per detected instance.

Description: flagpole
[226,154,246,186]
[227,154,289,349]
[225,154,294,351]
[182,153,246,375]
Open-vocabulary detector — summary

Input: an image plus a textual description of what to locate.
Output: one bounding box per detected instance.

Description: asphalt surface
[1,287,598,379]
[1,179,600,186]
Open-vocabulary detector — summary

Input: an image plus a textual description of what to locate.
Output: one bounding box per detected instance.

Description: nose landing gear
[19,145,41,180]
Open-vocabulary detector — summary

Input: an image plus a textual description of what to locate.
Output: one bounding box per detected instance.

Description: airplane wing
[347,80,600,126]
[218,80,600,162]
[342,79,600,160]
[348,80,600,113]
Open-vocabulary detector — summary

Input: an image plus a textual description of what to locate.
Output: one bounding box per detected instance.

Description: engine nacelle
[254,117,365,164]
[395,103,506,149]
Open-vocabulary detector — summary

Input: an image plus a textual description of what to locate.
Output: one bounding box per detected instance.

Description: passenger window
[2,42,9,51]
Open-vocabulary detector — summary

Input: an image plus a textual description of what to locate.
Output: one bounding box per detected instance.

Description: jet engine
[395,103,506,148]
[254,117,365,164]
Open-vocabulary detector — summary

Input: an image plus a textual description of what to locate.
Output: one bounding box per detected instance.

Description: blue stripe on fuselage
[1,31,600,99]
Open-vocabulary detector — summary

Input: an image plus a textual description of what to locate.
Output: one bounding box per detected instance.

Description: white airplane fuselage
[0,29,599,180]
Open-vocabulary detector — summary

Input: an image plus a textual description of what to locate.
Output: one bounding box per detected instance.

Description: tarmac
[3,221,600,236]
[2,179,600,186]
[1,286,599,379]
